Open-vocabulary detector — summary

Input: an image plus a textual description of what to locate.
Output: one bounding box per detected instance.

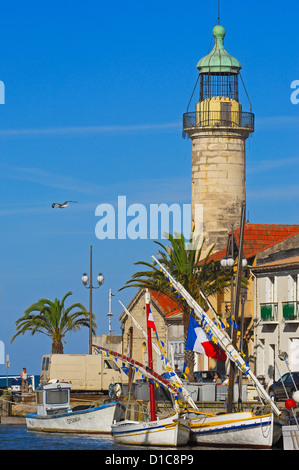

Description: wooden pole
[238,296,246,411]
[227,201,246,413]
[128,327,133,398]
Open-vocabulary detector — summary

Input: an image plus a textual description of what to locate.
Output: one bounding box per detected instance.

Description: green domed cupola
[197,25,241,75]
[197,25,241,102]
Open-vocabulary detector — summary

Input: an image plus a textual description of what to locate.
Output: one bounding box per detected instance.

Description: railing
[282,302,299,321]
[183,110,255,132]
[0,375,36,391]
[260,303,278,322]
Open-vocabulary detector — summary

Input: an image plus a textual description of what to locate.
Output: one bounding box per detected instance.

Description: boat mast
[145,290,156,421]
[227,200,246,413]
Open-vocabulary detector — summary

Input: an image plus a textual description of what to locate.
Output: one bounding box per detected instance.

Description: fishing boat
[183,409,282,449]
[25,380,125,434]
[111,412,190,447]
[152,255,286,448]
[94,291,190,447]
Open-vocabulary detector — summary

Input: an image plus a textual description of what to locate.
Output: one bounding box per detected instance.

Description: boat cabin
[36,380,72,416]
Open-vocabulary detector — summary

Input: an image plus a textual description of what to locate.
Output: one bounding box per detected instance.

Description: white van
[40,354,126,393]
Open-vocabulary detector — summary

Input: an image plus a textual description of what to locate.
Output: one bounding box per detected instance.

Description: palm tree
[11,291,95,354]
[120,233,230,380]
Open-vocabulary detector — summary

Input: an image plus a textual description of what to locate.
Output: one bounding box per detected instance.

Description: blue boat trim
[191,419,273,436]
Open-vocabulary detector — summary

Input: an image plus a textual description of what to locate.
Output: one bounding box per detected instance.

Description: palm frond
[11,292,91,351]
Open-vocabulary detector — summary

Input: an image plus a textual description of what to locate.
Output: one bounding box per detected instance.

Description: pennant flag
[185,315,227,362]
[147,307,156,332]
[182,363,189,379]
[121,365,129,375]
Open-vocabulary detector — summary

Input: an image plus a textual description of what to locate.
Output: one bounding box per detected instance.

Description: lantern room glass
[200,73,239,101]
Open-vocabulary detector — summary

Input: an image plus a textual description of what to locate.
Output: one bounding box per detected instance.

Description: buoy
[285,398,297,410]
[292,390,299,403]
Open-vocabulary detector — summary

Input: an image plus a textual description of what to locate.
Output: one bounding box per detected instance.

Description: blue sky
[0,0,298,375]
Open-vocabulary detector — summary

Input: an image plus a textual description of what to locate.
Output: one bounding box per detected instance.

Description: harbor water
[0,423,281,452]
[0,424,146,450]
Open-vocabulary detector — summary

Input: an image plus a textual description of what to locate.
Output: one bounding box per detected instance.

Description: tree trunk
[185,350,195,381]
[52,340,64,354]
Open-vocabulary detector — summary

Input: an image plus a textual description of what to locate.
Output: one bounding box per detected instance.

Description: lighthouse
[183,25,254,254]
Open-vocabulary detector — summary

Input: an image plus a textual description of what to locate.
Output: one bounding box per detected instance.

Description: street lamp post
[82,245,104,354]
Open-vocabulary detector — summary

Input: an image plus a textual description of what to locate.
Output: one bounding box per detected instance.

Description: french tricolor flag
[147,307,156,332]
[185,315,227,362]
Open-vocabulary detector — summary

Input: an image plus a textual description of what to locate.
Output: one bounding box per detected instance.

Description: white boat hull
[186,411,283,449]
[26,402,124,434]
[111,413,190,447]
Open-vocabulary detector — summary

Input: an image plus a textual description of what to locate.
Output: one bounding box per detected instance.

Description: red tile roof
[203,223,299,262]
[150,289,183,318]
[234,223,299,259]
[205,247,227,262]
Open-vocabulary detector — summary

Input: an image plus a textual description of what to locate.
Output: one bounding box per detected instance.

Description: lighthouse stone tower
[183,25,254,254]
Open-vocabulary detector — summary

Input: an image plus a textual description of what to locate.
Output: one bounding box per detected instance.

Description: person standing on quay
[20,367,28,393]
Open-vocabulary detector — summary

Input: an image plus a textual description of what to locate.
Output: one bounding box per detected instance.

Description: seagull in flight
[52,201,78,209]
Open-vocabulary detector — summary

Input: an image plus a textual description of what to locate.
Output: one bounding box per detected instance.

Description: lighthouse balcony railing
[183,110,255,132]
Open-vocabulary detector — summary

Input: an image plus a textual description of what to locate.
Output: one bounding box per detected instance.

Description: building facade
[252,257,299,386]
[205,224,299,377]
